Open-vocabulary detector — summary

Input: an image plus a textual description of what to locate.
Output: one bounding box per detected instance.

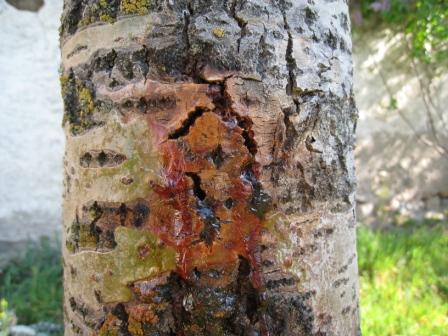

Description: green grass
[0,221,446,335]
[358,221,448,336]
[0,237,63,325]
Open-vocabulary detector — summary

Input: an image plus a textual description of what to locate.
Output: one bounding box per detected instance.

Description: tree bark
[60,1,359,335]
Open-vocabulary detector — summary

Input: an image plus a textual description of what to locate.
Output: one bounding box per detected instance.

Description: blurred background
[0,0,446,335]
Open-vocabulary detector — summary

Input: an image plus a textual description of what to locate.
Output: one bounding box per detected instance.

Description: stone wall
[0,0,64,265]
[353,29,448,225]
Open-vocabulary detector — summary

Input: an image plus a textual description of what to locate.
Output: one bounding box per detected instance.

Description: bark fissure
[182,2,193,67]
[168,107,206,139]
[230,0,247,53]
[208,79,259,157]
[277,0,297,96]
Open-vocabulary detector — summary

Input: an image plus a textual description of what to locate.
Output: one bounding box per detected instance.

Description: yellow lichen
[126,305,158,335]
[212,27,226,38]
[69,124,84,134]
[60,75,71,127]
[99,14,114,23]
[98,314,120,336]
[127,320,144,336]
[78,16,95,27]
[78,86,94,117]
[99,330,118,336]
[60,75,70,92]
[77,0,117,27]
[69,84,95,134]
[121,0,150,15]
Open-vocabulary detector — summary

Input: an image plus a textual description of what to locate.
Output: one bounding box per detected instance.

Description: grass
[0,237,63,325]
[358,220,448,336]
[0,221,446,335]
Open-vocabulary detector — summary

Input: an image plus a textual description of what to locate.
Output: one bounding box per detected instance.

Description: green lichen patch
[120,0,150,15]
[74,118,162,201]
[67,227,176,305]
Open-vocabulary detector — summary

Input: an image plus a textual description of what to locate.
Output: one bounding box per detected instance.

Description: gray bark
[60,1,360,335]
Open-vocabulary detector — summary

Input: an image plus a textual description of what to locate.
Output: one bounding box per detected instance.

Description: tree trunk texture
[60,1,359,335]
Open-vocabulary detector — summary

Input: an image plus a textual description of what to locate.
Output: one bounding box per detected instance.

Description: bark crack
[185,172,206,201]
[183,1,193,70]
[168,107,206,139]
[230,0,247,53]
[217,78,258,156]
[278,0,297,96]
[257,25,269,77]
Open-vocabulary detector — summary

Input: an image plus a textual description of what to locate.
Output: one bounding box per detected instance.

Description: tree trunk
[60,1,359,335]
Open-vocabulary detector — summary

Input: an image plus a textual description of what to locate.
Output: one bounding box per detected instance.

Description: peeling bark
[61,1,359,335]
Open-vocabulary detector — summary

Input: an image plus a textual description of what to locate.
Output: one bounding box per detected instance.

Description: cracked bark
[60,0,359,335]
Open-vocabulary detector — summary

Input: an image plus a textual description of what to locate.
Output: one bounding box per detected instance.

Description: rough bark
[60,1,359,335]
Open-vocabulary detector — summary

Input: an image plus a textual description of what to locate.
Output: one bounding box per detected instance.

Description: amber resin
[72,77,275,335]
[141,80,271,287]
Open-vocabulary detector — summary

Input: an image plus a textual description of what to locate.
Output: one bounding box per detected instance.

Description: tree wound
[65,75,315,335]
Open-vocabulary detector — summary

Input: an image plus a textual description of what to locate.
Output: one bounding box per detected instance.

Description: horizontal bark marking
[61,14,152,68]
